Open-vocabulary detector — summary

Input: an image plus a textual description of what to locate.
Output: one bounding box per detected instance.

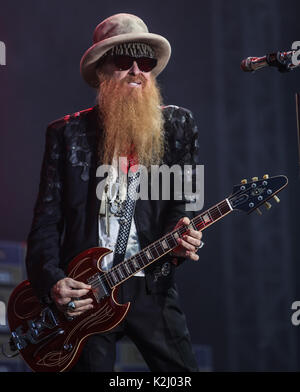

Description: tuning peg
[252,177,258,181]
[264,201,272,210]
[263,174,269,179]
[241,179,248,184]
[255,208,263,216]
[273,195,280,203]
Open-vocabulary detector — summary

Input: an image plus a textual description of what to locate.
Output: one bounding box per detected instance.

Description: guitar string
[91,201,231,288]
[96,201,230,288]
[89,200,231,290]
[90,180,275,289]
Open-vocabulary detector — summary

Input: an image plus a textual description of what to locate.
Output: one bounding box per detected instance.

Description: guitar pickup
[87,274,110,303]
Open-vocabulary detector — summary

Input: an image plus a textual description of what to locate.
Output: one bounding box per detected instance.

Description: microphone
[241,50,299,73]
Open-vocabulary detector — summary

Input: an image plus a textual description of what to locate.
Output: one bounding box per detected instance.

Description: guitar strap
[112,165,141,267]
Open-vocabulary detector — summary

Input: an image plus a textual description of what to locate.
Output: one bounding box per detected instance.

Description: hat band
[108,42,156,58]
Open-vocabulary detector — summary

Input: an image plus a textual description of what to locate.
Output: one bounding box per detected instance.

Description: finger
[73,298,93,309]
[55,297,72,306]
[174,216,190,230]
[177,237,197,252]
[186,251,200,261]
[66,303,94,317]
[186,229,202,240]
[182,234,201,247]
[68,288,91,298]
[181,217,191,226]
[51,287,72,305]
[73,302,94,312]
[66,278,91,290]
[55,287,91,300]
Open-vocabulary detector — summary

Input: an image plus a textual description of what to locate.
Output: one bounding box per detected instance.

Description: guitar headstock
[229,174,288,214]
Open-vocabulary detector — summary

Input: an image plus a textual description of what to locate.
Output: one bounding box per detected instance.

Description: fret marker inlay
[132,258,139,270]
[162,240,168,249]
[124,262,131,274]
[203,214,211,223]
[145,250,152,260]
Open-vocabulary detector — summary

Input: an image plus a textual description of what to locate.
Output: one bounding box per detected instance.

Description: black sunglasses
[111,55,157,72]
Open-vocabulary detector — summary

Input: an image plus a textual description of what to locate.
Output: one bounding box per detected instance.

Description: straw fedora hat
[80,13,171,88]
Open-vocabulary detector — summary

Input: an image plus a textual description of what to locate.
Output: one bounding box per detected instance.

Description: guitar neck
[105,198,233,288]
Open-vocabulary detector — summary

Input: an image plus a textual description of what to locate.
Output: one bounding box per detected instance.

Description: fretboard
[104,198,233,288]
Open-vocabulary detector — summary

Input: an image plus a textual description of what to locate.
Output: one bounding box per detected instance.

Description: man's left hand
[171,217,203,261]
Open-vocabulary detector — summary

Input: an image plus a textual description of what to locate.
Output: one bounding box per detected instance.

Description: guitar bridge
[87,273,110,303]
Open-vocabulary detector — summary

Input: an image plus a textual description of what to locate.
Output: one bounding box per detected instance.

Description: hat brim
[80,33,171,88]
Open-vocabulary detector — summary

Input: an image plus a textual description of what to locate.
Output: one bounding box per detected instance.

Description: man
[26,13,203,372]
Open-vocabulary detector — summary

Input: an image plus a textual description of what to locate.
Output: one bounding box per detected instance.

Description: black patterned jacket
[25,105,201,301]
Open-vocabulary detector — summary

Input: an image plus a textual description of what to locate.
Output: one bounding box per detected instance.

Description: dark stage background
[0,0,300,371]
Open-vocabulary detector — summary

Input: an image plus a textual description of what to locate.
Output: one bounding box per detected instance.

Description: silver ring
[195,241,205,252]
[67,301,76,310]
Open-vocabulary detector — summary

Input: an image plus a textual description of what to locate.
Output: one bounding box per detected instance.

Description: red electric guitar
[4,174,288,372]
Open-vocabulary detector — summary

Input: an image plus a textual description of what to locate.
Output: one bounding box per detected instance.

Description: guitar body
[7,247,130,372]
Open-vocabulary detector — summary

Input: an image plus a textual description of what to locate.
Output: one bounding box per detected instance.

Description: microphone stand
[241,50,298,73]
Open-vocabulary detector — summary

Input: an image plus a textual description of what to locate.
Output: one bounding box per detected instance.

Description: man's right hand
[50,277,93,317]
